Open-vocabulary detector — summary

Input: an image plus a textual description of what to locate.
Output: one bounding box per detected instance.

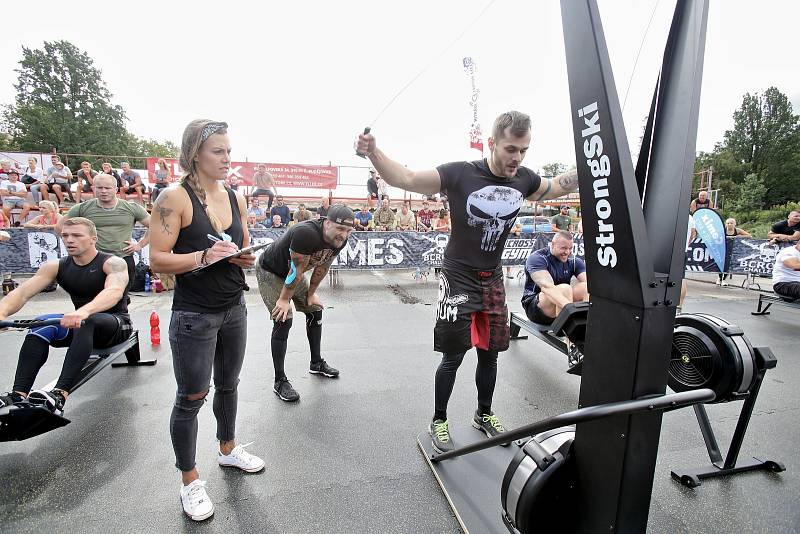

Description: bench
[751,292,800,316]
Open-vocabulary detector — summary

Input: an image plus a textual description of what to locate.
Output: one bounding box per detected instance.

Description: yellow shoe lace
[433,420,450,442]
[482,414,505,432]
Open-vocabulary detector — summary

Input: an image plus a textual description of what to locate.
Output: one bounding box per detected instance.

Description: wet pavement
[0,270,797,533]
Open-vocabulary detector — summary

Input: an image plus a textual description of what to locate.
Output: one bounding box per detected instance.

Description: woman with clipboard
[149,119,265,522]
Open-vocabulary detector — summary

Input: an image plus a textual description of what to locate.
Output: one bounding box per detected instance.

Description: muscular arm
[277,251,311,302]
[527,169,579,201]
[0,262,59,320]
[783,256,800,271]
[357,132,441,195]
[531,269,571,308]
[307,258,335,298]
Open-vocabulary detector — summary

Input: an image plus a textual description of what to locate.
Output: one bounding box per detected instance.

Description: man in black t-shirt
[355,110,579,453]
[768,210,800,244]
[257,204,355,402]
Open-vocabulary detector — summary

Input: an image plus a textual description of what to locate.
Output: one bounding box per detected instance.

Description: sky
[1,0,798,194]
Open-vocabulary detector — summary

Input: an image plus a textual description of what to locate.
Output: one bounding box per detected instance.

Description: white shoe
[715,279,721,286]
[218,442,265,473]
[721,281,729,287]
[180,479,214,521]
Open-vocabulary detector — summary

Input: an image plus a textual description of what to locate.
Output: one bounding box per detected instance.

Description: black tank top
[57,252,128,314]
[694,197,711,209]
[173,183,245,313]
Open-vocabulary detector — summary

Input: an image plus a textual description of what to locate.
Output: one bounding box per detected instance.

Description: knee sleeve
[272,318,293,341]
[27,313,68,344]
[305,310,323,327]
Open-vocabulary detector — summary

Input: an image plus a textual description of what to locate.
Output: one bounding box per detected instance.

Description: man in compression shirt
[0,217,131,414]
[355,110,579,453]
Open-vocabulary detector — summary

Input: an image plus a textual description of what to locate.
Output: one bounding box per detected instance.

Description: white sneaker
[180,479,214,521]
[721,281,729,287]
[218,442,265,473]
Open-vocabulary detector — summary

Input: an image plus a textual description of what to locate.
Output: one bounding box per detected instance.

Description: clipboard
[187,243,270,274]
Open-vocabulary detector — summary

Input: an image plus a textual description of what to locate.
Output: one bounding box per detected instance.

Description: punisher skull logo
[466,186,523,251]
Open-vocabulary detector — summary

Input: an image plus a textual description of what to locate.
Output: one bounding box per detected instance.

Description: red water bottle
[150,310,160,345]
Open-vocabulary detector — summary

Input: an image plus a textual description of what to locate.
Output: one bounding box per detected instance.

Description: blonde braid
[182,173,223,232]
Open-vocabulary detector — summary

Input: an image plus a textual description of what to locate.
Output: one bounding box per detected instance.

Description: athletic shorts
[773,282,800,301]
[124,185,145,194]
[522,293,555,326]
[2,198,26,208]
[256,260,322,321]
[434,266,509,354]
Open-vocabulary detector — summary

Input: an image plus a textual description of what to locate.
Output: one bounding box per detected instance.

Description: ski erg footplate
[0,404,70,441]
[416,424,519,534]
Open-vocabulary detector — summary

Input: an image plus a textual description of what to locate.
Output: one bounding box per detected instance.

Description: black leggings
[270,310,323,380]
[13,313,126,394]
[434,349,498,421]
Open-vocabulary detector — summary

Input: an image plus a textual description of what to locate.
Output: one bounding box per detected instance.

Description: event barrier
[0,228,788,276]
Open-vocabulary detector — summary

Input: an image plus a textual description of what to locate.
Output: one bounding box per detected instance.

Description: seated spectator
[1,170,32,224]
[270,214,285,228]
[432,209,451,232]
[226,175,239,191]
[270,195,291,225]
[150,158,173,204]
[395,200,416,231]
[354,204,373,231]
[252,164,276,209]
[689,190,713,214]
[373,198,396,231]
[22,157,45,203]
[551,205,573,231]
[772,241,800,301]
[0,159,14,177]
[376,175,389,201]
[247,214,266,229]
[100,162,123,190]
[24,200,62,229]
[75,161,98,203]
[416,200,436,231]
[247,197,266,222]
[118,161,147,205]
[317,196,330,219]
[768,210,800,244]
[44,156,71,205]
[294,203,313,223]
[522,231,588,325]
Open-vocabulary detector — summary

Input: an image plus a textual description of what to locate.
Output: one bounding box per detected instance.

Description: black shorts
[773,282,800,301]
[124,185,144,194]
[522,294,555,326]
[434,266,509,354]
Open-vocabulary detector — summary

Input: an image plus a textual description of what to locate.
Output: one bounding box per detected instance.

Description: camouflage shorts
[256,261,321,320]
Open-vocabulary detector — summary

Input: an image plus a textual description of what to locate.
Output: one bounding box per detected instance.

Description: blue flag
[692,207,726,272]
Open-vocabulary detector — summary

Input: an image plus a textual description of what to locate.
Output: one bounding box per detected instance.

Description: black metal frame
[560,1,708,530]
[670,347,786,487]
[751,292,800,316]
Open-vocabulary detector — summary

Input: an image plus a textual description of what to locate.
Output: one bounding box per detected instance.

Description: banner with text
[145,158,338,189]
[0,229,787,275]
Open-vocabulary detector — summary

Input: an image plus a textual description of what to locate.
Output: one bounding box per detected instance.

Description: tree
[541,162,568,177]
[2,41,131,157]
[731,173,767,213]
[722,87,800,206]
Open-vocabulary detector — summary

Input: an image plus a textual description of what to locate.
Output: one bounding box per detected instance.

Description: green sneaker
[429,419,454,454]
[472,411,509,446]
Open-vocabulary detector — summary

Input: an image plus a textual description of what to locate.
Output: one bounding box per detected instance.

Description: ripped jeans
[168,296,247,472]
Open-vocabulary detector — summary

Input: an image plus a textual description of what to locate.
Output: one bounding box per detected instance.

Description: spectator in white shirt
[1,170,32,223]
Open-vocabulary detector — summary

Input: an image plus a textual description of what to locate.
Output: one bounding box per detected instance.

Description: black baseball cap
[325,204,355,227]
[7,169,19,176]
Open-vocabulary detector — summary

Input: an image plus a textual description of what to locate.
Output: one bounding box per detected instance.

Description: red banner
[146,158,339,189]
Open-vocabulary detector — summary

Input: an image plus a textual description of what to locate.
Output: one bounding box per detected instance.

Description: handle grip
[355,127,372,158]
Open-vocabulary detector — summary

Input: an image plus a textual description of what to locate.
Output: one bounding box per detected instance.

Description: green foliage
[731,173,767,212]
[541,162,567,177]
[1,40,178,166]
[721,87,800,207]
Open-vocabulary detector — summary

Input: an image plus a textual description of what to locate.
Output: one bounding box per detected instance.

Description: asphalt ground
[0,269,797,533]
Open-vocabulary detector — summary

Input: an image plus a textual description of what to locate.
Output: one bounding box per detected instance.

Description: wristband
[200,248,210,266]
[194,251,201,268]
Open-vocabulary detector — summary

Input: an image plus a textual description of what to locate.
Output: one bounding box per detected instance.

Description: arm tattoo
[285,251,309,289]
[153,194,174,236]
[558,170,579,191]
[533,180,552,201]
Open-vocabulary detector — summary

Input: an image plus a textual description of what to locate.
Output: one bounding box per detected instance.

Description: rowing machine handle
[0,318,66,329]
[355,127,371,158]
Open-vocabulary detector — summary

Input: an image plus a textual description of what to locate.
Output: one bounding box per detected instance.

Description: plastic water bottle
[144,273,151,292]
[150,310,160,345]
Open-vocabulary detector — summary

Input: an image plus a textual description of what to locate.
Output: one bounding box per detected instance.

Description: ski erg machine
[417,1,782,532]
